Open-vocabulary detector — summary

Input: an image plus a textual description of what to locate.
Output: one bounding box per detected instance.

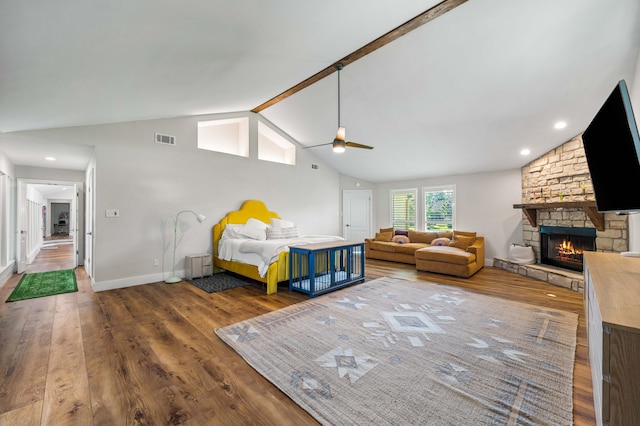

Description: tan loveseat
[365,228,485,278]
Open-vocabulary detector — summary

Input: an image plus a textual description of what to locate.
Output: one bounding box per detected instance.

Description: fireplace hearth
[540,226,596,272]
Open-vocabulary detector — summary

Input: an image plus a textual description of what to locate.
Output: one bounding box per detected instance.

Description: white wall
[371,169,523,265]
[10,112,341,290]
[0,152,16,286]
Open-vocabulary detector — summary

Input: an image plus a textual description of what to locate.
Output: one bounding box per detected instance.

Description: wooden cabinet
[185,254,212,280]
[584,252,640,425]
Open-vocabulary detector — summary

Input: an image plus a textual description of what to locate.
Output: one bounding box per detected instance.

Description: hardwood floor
[0,253,596,425]
[25,242,75,274]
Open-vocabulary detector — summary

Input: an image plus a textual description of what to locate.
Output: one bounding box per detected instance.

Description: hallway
[26,239,75,273]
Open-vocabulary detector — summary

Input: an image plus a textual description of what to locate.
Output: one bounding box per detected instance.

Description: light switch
[105,209,119,218]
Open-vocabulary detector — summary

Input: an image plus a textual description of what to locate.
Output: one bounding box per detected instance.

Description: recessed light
[520,148,531,156]
[45,156,56,161]
[554,121,567,129]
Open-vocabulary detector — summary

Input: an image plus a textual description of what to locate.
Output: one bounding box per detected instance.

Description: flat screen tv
[582,79,640,213]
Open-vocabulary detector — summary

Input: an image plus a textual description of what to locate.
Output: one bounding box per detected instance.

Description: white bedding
[218,235,344,277]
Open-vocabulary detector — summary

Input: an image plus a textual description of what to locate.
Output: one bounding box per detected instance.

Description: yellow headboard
[212,200,280,257]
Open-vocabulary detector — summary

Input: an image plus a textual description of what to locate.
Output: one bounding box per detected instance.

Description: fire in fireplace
[540,226,597,272]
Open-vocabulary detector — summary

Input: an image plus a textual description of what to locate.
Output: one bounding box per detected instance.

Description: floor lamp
[165,210,206,284]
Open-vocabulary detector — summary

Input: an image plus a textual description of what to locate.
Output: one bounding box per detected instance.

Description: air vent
[311,164,319,170]
[155,132,176,146]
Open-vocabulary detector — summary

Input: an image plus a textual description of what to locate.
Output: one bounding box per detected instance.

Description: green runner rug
[6,269,77,302]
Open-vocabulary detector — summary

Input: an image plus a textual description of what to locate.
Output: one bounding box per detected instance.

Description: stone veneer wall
[520,134,629,261]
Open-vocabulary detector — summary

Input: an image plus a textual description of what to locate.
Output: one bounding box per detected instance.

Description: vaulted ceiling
[1,0,639,182]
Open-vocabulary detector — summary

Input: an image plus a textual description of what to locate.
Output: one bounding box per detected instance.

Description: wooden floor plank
[0,248,596,425]
[0,294,56,414]
[79,300,130,425]
[41,292,93,425]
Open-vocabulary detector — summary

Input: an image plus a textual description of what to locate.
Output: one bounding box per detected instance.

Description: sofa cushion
[408,230,438,244]
[415,246,476,265]
[453,230,476,239]
[449,234,476,250]
[437,231,454,239]
[395,243,429,255]
[370,241,397,253]
[375,232,394,242]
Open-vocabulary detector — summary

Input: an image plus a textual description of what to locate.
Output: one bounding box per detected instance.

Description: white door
[342,190,372,242]
[16,180,27,273]
[85,168,94,278]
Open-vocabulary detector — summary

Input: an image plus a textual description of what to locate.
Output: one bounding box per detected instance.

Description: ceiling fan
[304,63,374,153]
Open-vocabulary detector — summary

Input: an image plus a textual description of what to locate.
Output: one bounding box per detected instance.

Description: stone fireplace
[494,134,629,292]
[539,226,596,272]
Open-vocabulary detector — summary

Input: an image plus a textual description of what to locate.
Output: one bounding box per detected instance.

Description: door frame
[16,178,83,272]
[84,166,94,279]
[16,180,27,273]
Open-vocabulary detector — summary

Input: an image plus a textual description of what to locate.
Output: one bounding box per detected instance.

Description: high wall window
[197,117,249,157]
[258,121,296,165]
[390,189,416,230]
[423,185,455,231]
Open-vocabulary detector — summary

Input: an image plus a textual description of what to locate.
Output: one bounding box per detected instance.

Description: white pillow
[270,218,294,230]
[221,224,245,240]
[238,218,268,240]
[266,226,299,240]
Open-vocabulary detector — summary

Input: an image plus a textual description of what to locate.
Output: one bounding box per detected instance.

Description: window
[197,117,249,157]
[423,185,455,231]
[258,121,296,165]
[391,189,416,230]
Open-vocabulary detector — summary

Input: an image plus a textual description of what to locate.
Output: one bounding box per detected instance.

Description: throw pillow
[431,237,450,246]
[392,235,410,244]
[266,226,299,239]
[270,218,294,230]
[379,227,394,235]
[238,218,268,240]
[394,229,409,236]
[449,234,476,250]
[221,224,245,240]
[375,232,394,242]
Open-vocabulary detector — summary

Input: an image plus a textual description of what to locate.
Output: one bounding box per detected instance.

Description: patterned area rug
[216,277,578,425]
[187,272,251,293]
[6,269,77,302]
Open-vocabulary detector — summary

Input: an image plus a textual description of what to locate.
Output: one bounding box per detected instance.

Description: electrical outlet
[153,259,159,266]
[105,209,119,218]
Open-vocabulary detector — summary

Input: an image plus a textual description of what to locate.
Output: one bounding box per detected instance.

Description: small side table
[185,254,213,280]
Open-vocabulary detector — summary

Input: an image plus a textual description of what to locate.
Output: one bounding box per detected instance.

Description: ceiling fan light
[335,126,346,141]
[333,139,346,153]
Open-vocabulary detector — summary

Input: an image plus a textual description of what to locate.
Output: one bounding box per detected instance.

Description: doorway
[17,180,82,274]
[342,190,373,242]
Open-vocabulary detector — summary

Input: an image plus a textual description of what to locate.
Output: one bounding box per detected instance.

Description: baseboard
[0,261,16,289]
[92,269,181,292]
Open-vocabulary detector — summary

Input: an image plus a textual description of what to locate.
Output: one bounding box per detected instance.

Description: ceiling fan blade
[302,142,332,149]
[346,141,374,150]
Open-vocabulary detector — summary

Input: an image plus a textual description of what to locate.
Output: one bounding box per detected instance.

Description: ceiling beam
[251,0,468,113]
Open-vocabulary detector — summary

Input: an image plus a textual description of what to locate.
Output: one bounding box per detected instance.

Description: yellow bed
[212,200,290,294]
